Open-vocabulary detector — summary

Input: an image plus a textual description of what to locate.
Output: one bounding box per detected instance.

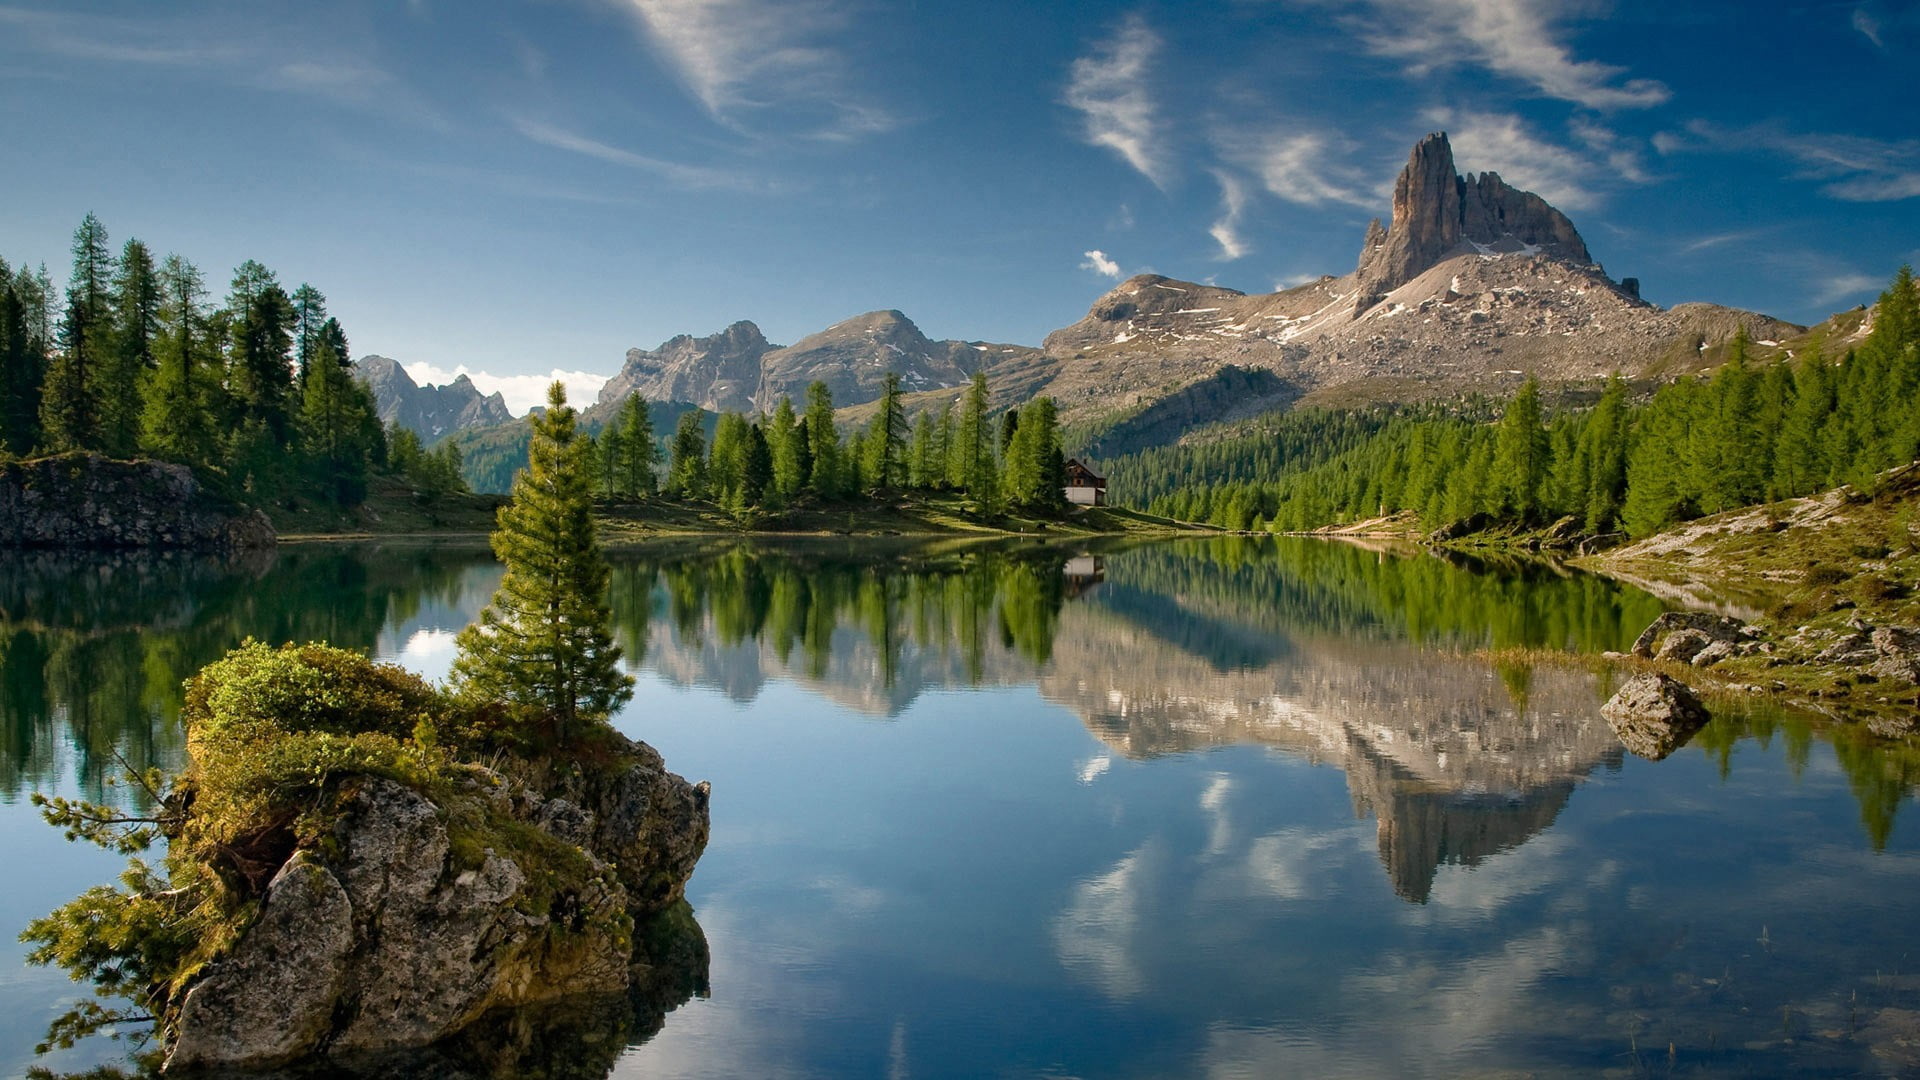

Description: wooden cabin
[1063,458,1107,506]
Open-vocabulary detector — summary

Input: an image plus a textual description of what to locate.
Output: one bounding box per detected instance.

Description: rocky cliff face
[355,355,514,440]
[0,454,274,551]
[598,320,773,415]
[164,733,710,1073]
[1355,132,1591,301]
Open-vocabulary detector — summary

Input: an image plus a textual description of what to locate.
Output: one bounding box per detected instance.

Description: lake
[4,537,1920,1078]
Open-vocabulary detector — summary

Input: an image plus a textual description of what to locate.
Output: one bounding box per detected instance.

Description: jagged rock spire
[1355,132,1592,301]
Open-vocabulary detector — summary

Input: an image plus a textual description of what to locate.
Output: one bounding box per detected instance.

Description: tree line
[0,214,466,505]
[584,369,1073,519]
[1118,266,1919,537]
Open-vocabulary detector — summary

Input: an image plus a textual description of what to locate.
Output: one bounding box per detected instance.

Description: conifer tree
[768,395,803,500]
[952,370,994,504]
[908,410,935,488]
[1580,375,1630,532]
[102,238,159,455]
[0,261,40,454]
[869,370,907,492]
[226,260,297,447]
[668,409,707,497]
[41,214,113,451]
[290,284,327,377]
[804,381,842,496]
[597,426,623,498]
[451,382,632,740]
[1491,376,1548,521]
[710,411,749,503]
[618,393,656,496]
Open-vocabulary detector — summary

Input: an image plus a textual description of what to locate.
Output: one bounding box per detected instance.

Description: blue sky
[2,0,1916,412]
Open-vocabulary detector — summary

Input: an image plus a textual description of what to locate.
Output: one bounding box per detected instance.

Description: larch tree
[451,381,632,741]
[41,213,114,451]
[618,393,657,496]
[668,409,707,497]
[804,381,842,497]
[1491,375,1549,521]
[103,238,159,455]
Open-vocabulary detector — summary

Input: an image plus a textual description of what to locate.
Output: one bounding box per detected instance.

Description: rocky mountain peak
[1355,132,1592,302]
[352,355,513,441]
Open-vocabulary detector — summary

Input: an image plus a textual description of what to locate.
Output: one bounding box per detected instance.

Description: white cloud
[401,361,610,416]
[1081,249,1123,278]
[612,0,892,139]
[1064,14,1169,188]
[1429,108,1602,210]
[1208,171,1252,260]
[509,115,759,190]
[1211,124,1381,210]
[1853,6,1884,47]
[1274,273,1322,291]
[1675,121,1920,203]
[1811,272,1881,307]
[1325,0,1670,109]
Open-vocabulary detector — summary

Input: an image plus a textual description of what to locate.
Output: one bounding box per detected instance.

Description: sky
[2,0,1917,413]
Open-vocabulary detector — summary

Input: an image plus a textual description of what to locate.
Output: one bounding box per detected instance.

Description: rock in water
[1602,673,1711,761]
[1629,612,1751,659]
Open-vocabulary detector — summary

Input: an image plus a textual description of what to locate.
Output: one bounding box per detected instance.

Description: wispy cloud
[1811,272,1882,308]
[1673,228,1773,256]
[1317,0,1670,109]
[1208,171,1252,260]
[612,0,892,140]
[0,6,439,124]
[509,115,763,191]
[1430,109,1614,210]
[1852,6,1884,47]
[1664,121,1920,202]
[1064,14,1169,188]
[1081,250,1123,278]
[1213,127,1380,210]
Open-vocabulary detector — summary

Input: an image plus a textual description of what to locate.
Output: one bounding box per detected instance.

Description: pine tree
[617,393,656,496]
[1581,374,1630,532]
[804,381,841,497]
[952,370,994,506]
[742,423,772,508]
[451,382,632,741]
[597,426,623,498]
[1491,376,1549,521]
[290,284,328,377]
[1772,344,1833,498]
[870,371,907,492]
[908,410,935,488]
[0,261,39,455]
[768,396,803,500]
[297,336,371,503]
[709,411,749,503]
[41,213,114,451]
[668,409,707,497]
[102,238,159,455]
[226,260,297,447]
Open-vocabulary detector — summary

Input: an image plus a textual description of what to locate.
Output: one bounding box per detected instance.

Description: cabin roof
[1064,458,1106,485]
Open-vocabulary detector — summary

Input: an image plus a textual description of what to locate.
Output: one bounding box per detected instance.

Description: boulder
[1870,626,1920,683]
[1655,628,1714,664]
[164,745,709,1072]
[1630,612,1750,659]
[1602,673,1711,761]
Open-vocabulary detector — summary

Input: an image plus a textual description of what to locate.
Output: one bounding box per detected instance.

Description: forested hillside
[1105,267,1918,536]
[0,214,466,507]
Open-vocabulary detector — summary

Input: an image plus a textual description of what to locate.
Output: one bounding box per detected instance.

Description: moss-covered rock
[25,641,710,1075]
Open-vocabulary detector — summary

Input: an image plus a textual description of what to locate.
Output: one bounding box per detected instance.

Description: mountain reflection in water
[5,537,1920,1078]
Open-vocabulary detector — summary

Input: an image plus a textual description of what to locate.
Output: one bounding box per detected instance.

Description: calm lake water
[4,537,1920,1078]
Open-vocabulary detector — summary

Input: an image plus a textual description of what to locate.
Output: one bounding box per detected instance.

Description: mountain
[593,310,1039,416]
[353,355,513,441]
[1025,131,1804,443]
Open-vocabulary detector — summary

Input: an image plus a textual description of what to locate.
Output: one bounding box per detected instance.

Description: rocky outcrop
[1602,673,1711,760]
[0,454,274,551]
[1355,131,1591,305]
[164,740,710,1073]
[1629,611,1755,660]
[597,320,774,415]
[355,355,514,440]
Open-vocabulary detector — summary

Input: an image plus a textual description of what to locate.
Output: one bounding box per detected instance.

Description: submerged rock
[1602,673,1711,760]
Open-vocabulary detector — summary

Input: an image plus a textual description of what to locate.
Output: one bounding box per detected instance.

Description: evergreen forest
[1105,267,1920,536]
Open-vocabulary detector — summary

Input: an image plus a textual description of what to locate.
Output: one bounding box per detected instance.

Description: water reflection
[6,537,1920,1077]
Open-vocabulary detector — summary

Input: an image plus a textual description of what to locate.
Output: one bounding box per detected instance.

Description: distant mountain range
[352,356,512,441]
[359,130,1878,484]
